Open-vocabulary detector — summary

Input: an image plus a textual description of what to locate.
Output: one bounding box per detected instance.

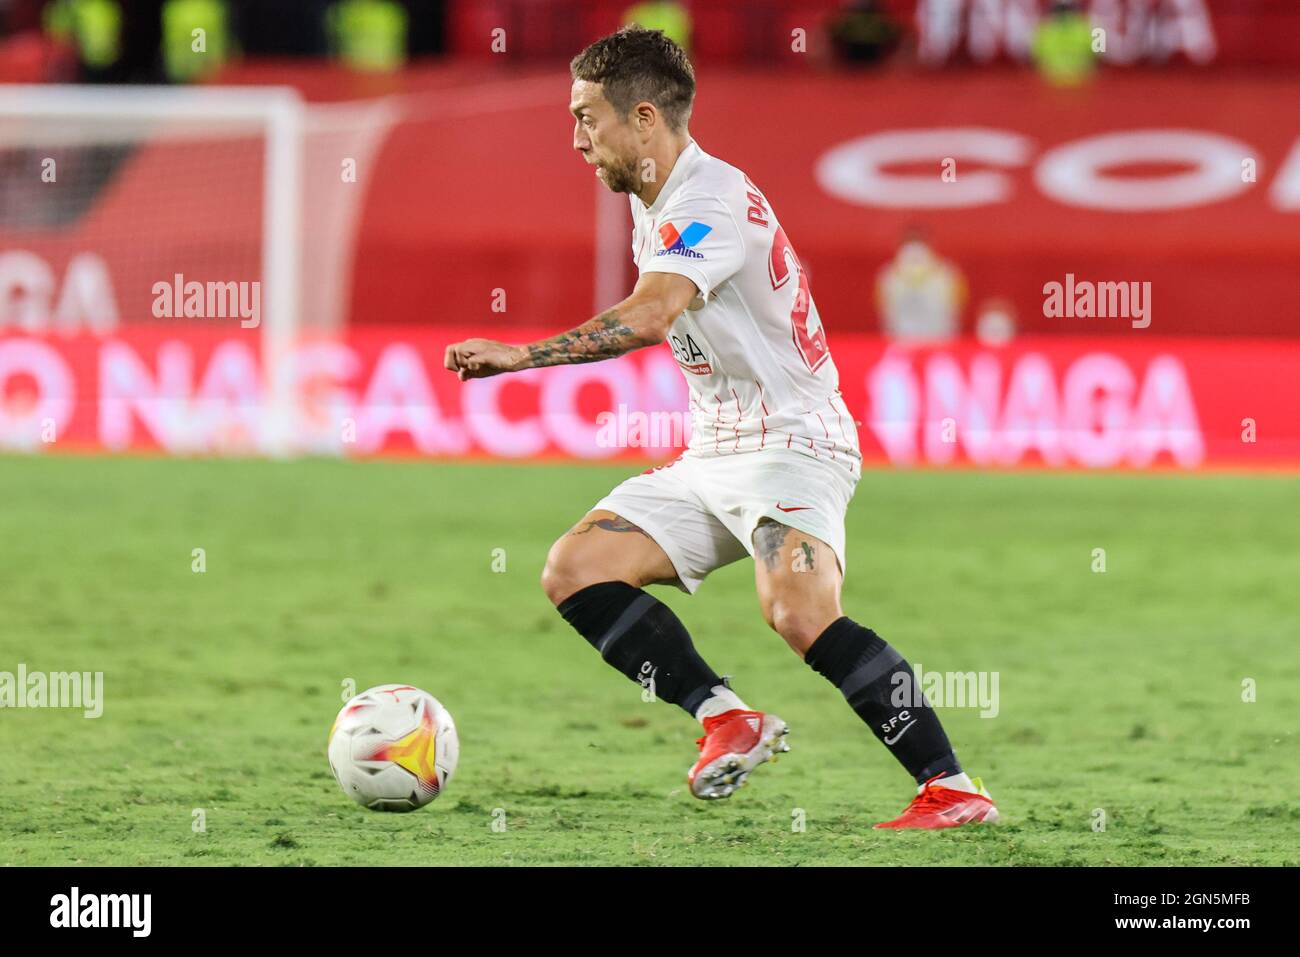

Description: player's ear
[633,101,657,136]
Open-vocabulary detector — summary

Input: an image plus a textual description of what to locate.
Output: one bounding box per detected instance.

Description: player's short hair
[570,25,696,132]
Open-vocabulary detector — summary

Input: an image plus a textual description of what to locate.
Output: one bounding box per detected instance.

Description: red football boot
[873,773,1000,829]
[688,709,789,800]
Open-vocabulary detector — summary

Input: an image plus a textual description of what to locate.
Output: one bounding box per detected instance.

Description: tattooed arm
[444,272,698,380]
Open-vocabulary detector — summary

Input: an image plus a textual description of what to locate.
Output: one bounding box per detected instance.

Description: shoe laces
[695,710,747,751]
[903,774,952,813]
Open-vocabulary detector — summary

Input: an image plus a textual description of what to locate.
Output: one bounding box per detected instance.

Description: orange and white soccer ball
[328,684,459,812]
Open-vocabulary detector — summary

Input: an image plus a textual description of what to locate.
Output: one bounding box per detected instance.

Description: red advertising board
[3,327,1297,469]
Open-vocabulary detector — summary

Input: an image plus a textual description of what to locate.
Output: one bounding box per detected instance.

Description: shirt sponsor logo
[670,332,712,374]
[656,221,712,259]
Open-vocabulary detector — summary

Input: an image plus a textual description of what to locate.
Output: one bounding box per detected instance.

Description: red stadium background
[2,0,1298,468]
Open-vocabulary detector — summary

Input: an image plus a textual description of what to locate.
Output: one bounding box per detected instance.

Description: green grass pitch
[1,455,1296,866]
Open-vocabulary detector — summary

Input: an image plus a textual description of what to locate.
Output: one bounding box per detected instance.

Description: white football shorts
[592,448,858,593]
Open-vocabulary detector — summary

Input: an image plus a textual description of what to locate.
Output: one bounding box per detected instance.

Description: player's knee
[541,537,598,607]
[540,541,576,606]
[764,595,836,657]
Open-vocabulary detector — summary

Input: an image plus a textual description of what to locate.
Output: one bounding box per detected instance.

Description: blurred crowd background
[3,1,1297,84]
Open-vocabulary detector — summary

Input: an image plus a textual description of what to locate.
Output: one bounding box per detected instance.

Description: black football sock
[805,616,962,784]
[557,581,722,718]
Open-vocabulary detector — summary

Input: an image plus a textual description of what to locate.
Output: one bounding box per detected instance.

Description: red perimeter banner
[1,327,1296,469]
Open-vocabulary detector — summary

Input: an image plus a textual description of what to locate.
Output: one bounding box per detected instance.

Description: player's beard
[596,153,640,194]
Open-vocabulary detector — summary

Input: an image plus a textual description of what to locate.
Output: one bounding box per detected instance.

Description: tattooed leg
[541,507,726,718]
[567,516,652,538]
[751,519,843,657]
[542,510,678,606]
[763,516,968,789]
[754,519,821,575]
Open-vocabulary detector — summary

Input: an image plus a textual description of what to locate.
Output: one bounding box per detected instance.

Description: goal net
[0,85,398,454]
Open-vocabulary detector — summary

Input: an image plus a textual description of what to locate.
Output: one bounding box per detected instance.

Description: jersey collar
[642,140,700,216]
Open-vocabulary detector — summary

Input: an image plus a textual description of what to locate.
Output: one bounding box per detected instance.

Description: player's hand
[443,338,527,380]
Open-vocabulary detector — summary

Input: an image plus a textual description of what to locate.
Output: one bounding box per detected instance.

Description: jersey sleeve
[639,193,745,303]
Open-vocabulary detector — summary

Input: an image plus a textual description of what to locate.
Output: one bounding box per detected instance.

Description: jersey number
[768,227,829,373]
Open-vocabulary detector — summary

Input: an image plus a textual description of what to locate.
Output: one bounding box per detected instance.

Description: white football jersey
[631,140,860,476]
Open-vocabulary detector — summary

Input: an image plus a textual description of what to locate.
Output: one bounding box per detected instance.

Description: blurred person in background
[40,0,232,83]
[42,0,124,80]
[29,0,443,83]
[1032,0,1096,87]
[326,0,409,72]
[827,0,901,67]
[623,0,689,53]
[974,298,1017,346]
[161,0,233,82]
[875,230,966,342]
[231,0,443,63]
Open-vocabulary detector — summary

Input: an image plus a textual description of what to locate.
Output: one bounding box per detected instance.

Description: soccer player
[445,26,998,828]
